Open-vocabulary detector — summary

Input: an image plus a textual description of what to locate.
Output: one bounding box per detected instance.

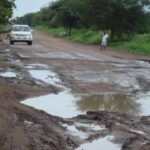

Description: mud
[0,31,150,150]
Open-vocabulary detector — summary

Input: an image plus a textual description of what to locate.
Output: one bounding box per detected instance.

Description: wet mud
[0,31,150,150]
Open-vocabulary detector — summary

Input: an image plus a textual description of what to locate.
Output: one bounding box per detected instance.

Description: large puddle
[22,91,81,118]
[21,67,150,117]
[22,92,150,118]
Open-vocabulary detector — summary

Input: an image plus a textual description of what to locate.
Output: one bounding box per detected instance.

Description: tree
[17,0,150,40]
[81,0,150,40]
[16,13,36,26]
[57,6,80,35]
[0,0,15,24]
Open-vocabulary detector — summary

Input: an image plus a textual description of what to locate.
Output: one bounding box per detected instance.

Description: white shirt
[102,34,108,42]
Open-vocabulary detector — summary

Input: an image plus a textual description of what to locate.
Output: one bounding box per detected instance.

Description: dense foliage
[0,0,15,24]
[16,0,150,40]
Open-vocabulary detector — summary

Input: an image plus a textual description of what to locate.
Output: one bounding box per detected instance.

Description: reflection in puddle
[76,135,121,150]
[76,93,150,116]
[21,92,150,118]
[76,94,140,115]
[0,71,17,77]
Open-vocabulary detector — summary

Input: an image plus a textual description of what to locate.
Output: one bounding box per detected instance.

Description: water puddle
[76,135,121,150]
[21,91,81,118]
[0,71,17,77]
[24,121,34,125]
[29,70,61,86]
[136,92,150,116]
[21,91,150,118]
[76,92,150,116]
[62,124,88,140]
[62,123,106,140]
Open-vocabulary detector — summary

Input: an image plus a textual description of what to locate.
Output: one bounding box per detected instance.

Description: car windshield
[12,26,30,32]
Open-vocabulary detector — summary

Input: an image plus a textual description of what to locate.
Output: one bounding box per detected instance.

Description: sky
[13,0,55,18]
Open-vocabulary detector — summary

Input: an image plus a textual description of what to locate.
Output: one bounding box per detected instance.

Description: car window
[12,26,30,32]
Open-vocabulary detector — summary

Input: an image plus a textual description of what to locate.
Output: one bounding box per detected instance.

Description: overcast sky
[13,0,55,17]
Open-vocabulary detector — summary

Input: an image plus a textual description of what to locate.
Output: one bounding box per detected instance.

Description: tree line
[16,0,150,40]
[0,0,15,31]
[0,0,15,24]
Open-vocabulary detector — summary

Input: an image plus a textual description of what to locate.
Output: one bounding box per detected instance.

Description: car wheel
[27,41,32,45]
[10,41,14,45]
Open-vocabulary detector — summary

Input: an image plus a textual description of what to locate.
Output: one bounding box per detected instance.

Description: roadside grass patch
[35,26,64,37]
[110,34,150,55]
[68,29,102,45]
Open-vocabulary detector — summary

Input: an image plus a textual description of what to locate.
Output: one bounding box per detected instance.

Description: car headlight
[27,34,32,38]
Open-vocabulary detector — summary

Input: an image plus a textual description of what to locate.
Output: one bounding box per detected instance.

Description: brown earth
[0,31,150,150]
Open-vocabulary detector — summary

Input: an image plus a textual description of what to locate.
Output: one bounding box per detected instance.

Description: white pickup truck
[10,24,33,45]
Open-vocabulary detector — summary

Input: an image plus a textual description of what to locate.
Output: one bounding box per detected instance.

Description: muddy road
[0,31,150,150]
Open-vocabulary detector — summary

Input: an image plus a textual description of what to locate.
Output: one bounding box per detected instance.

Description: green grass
[34,25,64,37]
[34,25,150,55]
[110,34,150,55]
[0,24,10,32]
[66,29,103,45]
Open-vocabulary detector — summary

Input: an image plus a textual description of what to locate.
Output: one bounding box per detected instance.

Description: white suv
[10,24,33,45]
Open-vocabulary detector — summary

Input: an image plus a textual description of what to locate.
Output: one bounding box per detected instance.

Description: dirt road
[0,31,150,150]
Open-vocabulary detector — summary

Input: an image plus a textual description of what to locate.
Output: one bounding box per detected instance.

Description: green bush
[111,34,150,55]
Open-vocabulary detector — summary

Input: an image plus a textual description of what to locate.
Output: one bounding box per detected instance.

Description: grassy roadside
[0,24,10,32]
[34,25,150,55]
[110,34,150,55]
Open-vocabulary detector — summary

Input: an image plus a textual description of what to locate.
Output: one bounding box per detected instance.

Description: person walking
[101,32,108,50]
